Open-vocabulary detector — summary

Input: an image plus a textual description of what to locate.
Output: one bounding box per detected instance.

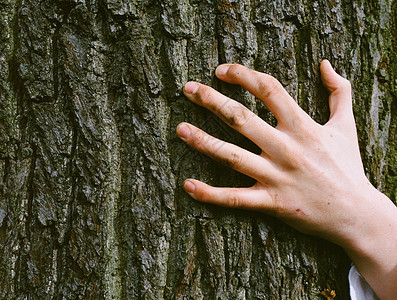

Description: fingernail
[177,123,191,140]
[184,82,199,94]
[184,180,196,193]
[216,65,229,77]
[323,59,334,70]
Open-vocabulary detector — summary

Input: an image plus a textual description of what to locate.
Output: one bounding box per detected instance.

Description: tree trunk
[0,0,395,299]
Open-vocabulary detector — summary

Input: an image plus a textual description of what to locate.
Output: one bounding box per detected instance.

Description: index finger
[215,64,311,128]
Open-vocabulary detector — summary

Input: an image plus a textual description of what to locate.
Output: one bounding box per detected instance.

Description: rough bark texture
[0,0,395,299]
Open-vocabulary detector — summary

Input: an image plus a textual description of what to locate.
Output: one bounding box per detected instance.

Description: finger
[177,122,279,183]
[183,81,281,154]
[215,64,310,128]
[183,179,274,212]
[320,60,354,124]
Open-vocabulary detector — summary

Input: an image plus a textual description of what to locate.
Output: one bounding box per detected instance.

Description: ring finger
[177,122,280,183]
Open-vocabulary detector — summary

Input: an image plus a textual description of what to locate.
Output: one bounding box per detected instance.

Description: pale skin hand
[176,60,397,300]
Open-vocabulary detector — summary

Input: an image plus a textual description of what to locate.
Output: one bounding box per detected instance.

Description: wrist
[342,187,397,299]
[345,188,397,257]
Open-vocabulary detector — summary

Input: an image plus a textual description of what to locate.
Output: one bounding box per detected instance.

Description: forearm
[343,189,397,300]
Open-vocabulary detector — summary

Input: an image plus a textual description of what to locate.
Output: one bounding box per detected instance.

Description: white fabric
[349,265,379,300]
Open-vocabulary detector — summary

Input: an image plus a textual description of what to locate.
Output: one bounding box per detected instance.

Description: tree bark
[0,0,395,299]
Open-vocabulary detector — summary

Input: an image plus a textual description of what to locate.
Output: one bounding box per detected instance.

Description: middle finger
[183,82,281,155]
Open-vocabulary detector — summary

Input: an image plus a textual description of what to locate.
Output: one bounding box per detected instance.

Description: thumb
[320,60,353,123]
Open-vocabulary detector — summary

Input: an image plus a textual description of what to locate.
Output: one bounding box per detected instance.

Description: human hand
[177,60,370,243]
[177,61,397,299]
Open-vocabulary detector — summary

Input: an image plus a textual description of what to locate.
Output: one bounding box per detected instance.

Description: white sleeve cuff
[349,265,379,300]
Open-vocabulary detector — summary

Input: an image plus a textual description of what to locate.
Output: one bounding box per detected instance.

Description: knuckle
[191,130,206,149]
[258,75,283,98]
[225,150,243,169]
[227,65,244,79]
[282,150,299,169]
[335,78,351,94]
[227,104,251,128]
[292,122,321,143]
[199,188,210,203]
[276,138,302,169]
[287,150,304,168]
[271,199,285,217]
[226,190,240,208]
[265,190,283,216]
[196,85,213,105]
[285,113,309,132]
[341,78,352,91]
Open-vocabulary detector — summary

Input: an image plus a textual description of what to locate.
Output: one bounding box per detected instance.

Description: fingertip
[320,59,332,69]
[215,64,230,78]
[184,82,199,94]
[176,122,191,140]
[183,179,196,192]
[320,59,340,92]
[320,59,334,76]
[216,63,251,86]
[183,179,198,199]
